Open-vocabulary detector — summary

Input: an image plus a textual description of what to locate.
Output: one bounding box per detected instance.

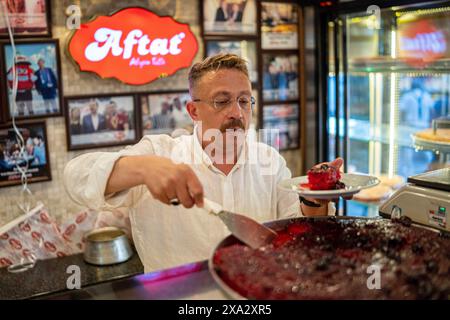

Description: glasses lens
[213,98,232,109]
[239,96,256,110]
[213,96,255,110]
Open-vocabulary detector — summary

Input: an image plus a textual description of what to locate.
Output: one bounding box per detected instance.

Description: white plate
[278,173,380,199]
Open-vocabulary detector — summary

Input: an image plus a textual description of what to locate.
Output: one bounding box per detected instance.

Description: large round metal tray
[208,216,443,300]
[412,134,450,154]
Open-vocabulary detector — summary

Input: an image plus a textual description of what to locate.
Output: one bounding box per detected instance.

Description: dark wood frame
[204,37,259,85]
[64,93,141,151]
[259,1,302,152]
[0,119,52,188]
[0,0,52,39]
[138,90,192,137]
[261,50,300,104]
[0,38,64,121]
[262,102,301,150]
[200,0,303,153]
[260,1,300,50]
[200,0,258,36]
[0,40,5,123]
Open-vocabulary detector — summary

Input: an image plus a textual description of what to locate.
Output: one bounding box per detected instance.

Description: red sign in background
[398,15,449,67]
[68,8,198,85]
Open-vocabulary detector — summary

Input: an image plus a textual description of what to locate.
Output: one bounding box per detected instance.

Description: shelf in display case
[348,57,450,73]
[329,117,420,148]
[412,135,450,154]
[412,117,450,154]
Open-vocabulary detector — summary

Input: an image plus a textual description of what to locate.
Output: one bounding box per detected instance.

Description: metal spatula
[201,198,278,249]
[170,198,278,249]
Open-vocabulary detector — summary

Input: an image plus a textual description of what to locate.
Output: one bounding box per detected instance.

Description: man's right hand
[105,155,204,209]
[141,156,204,208]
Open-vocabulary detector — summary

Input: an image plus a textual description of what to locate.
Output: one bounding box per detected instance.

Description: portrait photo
[0,0,50,37]
[141,91,193,136]
[262,103,299,151]
[203,0,257,35]
[261,2,299,49]
[0,120,51,188]
[206,39,257,83]
[65,94,138,150]
[262,53,299,102]
[2,40,62,119]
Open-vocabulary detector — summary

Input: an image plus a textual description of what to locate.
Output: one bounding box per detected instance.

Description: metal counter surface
[0,252,144,300]
[44,260,227,300]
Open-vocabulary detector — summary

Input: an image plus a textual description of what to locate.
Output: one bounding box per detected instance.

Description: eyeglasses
[193,95,255,111]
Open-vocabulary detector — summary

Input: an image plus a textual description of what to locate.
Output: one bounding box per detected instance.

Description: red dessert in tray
[301,164,346,190]
[213,217,450,300]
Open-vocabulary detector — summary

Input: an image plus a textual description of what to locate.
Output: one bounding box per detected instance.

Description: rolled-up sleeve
[63,137,154,211]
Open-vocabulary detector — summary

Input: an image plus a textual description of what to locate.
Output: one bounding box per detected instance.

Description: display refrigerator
[317,0,450,216]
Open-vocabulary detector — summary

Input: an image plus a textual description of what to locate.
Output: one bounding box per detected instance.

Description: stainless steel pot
[84,227,133,266]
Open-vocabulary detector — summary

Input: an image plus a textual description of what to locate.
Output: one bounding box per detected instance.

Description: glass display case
[324,1,450,216]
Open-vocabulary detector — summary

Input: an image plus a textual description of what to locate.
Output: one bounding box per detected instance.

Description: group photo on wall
[141,92,193,136]
[65,94,138,150]
[1,40,62,119]
[0,121,51,188]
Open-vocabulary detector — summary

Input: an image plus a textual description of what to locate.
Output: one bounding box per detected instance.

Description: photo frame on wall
[261,2,299,50]
[0,120,51,188]
[203,0,257,36]
[0,0,51,38]
[65,94,139,151]
[206,39,258,83]
[262,53,299,102]
[1,39,63,120]
[140,91,193,137]
[262,103,299,151]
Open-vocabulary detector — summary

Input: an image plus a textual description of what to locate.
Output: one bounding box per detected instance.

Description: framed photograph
[203,0,257,35]
[206,39,258,83]
[65,94,139,150]
[140,91,193,136]
[261,2,299,50]
[262,53,299,102]
[0,0,51,38]
[262,103,299,151]
[0,120,51,188]
[1,39,62,120]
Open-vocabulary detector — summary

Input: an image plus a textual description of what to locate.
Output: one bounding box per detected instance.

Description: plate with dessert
[279,164,380,199]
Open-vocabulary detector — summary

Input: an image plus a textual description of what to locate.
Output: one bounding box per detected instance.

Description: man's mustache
[220,119,245,133]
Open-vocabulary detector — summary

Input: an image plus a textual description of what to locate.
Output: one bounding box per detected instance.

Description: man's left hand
[301,157,352,216]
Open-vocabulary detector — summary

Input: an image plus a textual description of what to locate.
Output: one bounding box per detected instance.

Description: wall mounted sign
[68,7,198,85]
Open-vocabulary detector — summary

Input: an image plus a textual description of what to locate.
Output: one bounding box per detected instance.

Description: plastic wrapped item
[0,203,133,270]
[0,202,98,269]
[60,210,99,252]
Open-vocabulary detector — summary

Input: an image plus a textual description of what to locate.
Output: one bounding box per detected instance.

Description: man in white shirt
[64,54,341,272]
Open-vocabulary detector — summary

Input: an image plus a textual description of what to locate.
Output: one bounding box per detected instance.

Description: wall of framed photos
[0,0,304,225]
[200,0,304,154]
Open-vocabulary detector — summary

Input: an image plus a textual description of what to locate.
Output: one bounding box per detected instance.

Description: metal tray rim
[208,215,444,300]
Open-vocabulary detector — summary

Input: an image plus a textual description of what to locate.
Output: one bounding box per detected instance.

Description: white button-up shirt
[64,130,334,272]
